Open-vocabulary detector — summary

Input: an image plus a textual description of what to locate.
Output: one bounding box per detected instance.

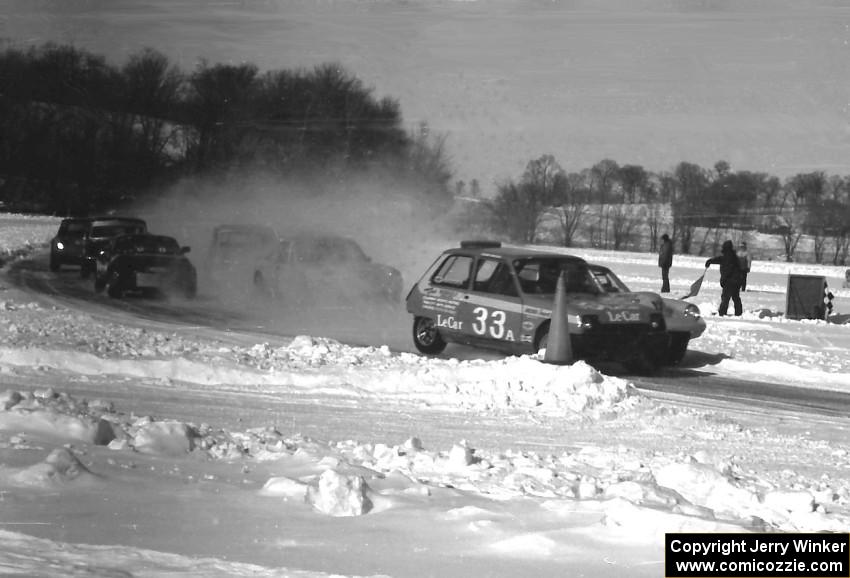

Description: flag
[682,268,708,299]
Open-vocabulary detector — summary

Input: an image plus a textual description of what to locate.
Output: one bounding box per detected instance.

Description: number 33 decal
[472,306,506,339]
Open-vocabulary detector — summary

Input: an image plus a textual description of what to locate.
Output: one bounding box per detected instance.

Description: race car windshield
[590,267,630,293]
[297,237,368,263]
[514,258,600,295]
[115,236,181,255]
[216,230,274,249]
[91,225,145,238]
[61,222,89,236]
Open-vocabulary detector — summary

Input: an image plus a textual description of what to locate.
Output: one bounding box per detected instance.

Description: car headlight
[56,242,65,250]
[578,314,599,330]
[683,304,701,319]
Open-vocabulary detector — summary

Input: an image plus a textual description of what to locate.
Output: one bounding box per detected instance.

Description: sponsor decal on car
[606,310,642,322]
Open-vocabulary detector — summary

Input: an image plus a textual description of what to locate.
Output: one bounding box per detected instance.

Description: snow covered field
[1,213,850,577]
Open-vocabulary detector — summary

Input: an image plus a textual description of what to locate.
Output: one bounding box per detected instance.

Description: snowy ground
[1,213,850,577]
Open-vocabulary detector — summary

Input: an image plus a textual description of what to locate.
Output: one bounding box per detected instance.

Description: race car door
[455,256,524,349]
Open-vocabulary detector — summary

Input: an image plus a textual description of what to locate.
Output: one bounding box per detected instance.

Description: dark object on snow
[785,274,829,321]
[658,233,673,293]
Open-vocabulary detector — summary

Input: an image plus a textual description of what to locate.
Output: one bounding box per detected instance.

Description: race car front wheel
[665,333,690,365]
[49,253,60,272]
[412,316,447,355]
[533,322,550,356]
[106,271,123,298]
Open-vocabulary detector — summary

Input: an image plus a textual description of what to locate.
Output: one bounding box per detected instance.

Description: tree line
[0,42,453,215]
[461,155,850,265]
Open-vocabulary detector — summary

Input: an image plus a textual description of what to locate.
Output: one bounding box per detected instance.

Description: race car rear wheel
[183,280,197,299]
[412,316,446,355]
[80,261,93,279]
[94,272,106,292]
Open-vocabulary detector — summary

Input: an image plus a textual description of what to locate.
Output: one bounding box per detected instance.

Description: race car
[405,241,669,372]
[206,224,279,293]
[49,217,91,271]
[587,264,706,365]
[80,216,148,279]
[252,233,404,305]
[93,233,197,299]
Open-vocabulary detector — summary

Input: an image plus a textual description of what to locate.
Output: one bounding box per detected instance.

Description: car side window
[432,255,473,289]
[563,266,597,294]
[473,258,517,297]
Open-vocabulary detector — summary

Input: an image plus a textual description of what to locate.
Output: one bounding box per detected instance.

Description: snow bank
[1,387,848,534]
[0,291,637,416]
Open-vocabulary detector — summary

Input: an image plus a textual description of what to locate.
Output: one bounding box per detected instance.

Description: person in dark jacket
[705,240,743,316]
[658,233,673,293]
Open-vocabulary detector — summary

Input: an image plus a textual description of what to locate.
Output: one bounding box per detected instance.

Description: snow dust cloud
[132,169,462,349]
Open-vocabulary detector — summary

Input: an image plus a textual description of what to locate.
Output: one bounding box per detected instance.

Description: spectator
[738,241,753,291]
[658,233,673,293]
[705,240,743,316]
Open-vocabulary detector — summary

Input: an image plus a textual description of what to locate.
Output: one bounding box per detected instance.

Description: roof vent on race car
[460,240,502,249]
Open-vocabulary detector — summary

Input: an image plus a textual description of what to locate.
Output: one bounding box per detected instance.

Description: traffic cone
[543,271,573,365]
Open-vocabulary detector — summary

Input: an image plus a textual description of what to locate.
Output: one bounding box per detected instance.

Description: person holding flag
[705,240,744,316]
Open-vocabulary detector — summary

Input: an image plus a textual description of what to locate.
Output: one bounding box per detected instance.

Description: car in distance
[49,218,92,271]
[405,241,668,372]
[206,224,278,292]
[93,233,197,299]
[252,233,404,305]
[588,263,706,365]
[81,217,148,278]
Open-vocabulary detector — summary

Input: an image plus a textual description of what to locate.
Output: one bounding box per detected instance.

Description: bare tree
[589,159,619,248]
[114,48,185,187]
[552,172,589,247]
[671,161,709,254]
[775,179,811,262]
[618,164,648,203]
[610,203,639,250]
[486,154,565,243]
[185,61,259,170]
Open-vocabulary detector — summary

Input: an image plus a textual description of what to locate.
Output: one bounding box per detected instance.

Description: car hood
[523,291,663,324]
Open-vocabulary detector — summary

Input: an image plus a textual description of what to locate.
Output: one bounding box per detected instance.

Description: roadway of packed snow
[1,213,849,577]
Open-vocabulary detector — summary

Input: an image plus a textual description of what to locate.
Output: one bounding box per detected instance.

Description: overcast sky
[3,0,849,186]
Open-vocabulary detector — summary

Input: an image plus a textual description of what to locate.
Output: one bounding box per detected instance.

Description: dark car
[252,233,403,305]
[93,233,196,299]
[80,217,148,278]
[49,218,92,271]
[405,241,668,372]
[588,264,706,365]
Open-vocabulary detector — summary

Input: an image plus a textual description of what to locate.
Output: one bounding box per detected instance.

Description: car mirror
[180,246,191,254]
